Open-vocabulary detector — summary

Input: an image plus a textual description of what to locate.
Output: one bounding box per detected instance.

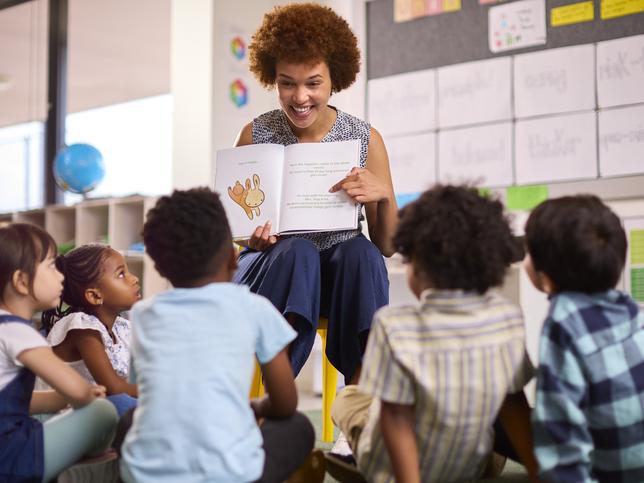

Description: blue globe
[53,143,105,194]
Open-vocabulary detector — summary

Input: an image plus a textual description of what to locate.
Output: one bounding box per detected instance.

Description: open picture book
[213,139,361,241]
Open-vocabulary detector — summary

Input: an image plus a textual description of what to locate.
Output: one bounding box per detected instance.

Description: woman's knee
[273,238,319,267]
[333,236,385,271]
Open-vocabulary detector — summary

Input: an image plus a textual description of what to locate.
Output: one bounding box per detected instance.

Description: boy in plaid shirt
[524,195,644,483]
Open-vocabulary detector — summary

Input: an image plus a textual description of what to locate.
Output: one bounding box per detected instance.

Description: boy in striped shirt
[524,195,644,482]
[330,185,539,483]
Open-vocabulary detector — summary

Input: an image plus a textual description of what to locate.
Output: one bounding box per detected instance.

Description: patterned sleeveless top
[252,107,370,251]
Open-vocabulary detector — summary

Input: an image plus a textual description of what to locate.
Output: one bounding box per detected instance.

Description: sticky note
[444,0,462,12]
[600,0,644,19]
[506,185,549,211]
[631,230,644,265]
[551,1,595,26]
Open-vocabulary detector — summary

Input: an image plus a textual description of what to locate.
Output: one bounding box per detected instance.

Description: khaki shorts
[331,385,373,455]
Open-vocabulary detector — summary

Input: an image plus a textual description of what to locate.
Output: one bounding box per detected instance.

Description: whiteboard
[438,122,513,187]
[515,111,598,184]
[385,132,436,196]
[437,57,512,128]
[597,34,644,108]
[367,69,436,137]
[514,44,596,118]
[599,104,644,178]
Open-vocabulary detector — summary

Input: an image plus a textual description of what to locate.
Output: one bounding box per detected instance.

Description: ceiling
[0,0,170,128]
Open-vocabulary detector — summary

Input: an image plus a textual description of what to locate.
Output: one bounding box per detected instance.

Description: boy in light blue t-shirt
[119,188,323,483]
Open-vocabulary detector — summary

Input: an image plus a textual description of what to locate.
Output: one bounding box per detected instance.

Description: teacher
[233,2,398,385]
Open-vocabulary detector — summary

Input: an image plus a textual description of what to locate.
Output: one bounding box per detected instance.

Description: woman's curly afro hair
[249,3,360,93]
[394,185,520,294]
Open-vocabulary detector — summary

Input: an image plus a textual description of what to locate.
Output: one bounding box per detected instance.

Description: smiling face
[96,249,141,312]
[32,250,65,310]
[275,60,334,135]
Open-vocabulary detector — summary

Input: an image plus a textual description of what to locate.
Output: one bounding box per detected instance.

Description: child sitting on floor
[40,244,141,417]
[120,188,323,483]
[0,223,117,482]
[330,185,540,483]
[524,195,644,482]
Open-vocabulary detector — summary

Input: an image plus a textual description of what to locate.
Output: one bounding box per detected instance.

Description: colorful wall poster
[489,0,547,53]
[623,217,644,307]
[394,0,462,22]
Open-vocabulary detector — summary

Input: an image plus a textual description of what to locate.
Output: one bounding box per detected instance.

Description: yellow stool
[250,318,338,443]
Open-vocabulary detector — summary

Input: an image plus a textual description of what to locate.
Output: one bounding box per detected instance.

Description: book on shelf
[213,140,360,240]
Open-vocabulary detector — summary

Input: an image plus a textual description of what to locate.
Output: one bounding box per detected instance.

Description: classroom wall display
[438,122,513,187]
[515,111,598,184]
[514,44,596,118]
[599,104,644,178]
[488,0,547,53]
[384,132,437,206]
[437,57,512,128]
[366,0,644,202]
[623,217,644,308]
[367,69,436,136]
[596,34,644,108]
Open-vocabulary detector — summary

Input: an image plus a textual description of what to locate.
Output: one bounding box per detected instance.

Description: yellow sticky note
[601,0,644,19]
[551,1,595,26]
[443,0,462,12]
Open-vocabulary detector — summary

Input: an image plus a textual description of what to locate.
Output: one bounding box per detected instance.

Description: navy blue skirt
[233,234,389,381]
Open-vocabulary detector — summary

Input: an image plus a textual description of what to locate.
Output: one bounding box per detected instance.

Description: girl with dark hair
[41,244,141,416]
[0,223,117,482]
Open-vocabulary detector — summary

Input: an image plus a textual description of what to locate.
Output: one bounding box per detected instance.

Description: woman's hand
[329,167,393,204]
[247,220,278,251]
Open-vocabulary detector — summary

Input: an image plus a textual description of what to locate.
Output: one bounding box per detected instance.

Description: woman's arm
[18,346,103,409]
[381,400,420,483]
[234,122,253,147]
[330,128,398,256]
[251,349,297,420]
[71,329,138,397]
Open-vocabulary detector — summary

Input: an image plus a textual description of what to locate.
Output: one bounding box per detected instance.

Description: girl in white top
[41,244,141,416]
[0,223,117,482]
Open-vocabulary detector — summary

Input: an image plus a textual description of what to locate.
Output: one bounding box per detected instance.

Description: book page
[213,144,284,239]
[279,140,360,233]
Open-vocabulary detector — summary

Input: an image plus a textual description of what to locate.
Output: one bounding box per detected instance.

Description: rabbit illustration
[227,180,254,220]
[244,174,265,219]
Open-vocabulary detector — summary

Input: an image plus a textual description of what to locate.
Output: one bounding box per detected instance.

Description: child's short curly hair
[142,188,232,287]
[525,195,626,293]
[394,185,519,294]
[249,2,360,93]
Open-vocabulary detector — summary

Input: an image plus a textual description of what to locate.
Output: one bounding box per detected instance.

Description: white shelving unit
[0,196,169,298]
